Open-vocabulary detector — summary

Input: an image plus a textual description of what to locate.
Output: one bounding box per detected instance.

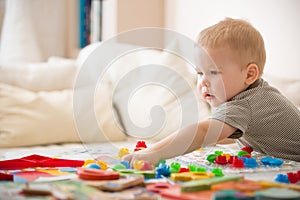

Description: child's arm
[122,119,237,165]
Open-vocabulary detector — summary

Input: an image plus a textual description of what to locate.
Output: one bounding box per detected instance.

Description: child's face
[196,47,249,107]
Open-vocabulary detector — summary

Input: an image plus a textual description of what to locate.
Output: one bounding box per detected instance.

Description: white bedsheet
[0,139,299,182]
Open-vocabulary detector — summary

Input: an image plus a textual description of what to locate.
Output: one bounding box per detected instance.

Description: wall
[164,0,300,80]
[102,0,164,40]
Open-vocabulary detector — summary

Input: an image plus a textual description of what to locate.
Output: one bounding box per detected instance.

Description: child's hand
[121,150,161,166]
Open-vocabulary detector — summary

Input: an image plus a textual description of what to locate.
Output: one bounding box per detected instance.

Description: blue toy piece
[155,162,170,178]
[260,157,283,167]
[85,163,101,169]
[269,158,283,167]
[275,174,290,184]
[243,157,258,168]
[120,161,130,169]
[260,157,273,165]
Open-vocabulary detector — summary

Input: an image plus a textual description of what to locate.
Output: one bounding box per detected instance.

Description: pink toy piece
[141,161,153,171]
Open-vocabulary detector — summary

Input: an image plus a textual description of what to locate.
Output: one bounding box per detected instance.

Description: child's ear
[245,63,259,85]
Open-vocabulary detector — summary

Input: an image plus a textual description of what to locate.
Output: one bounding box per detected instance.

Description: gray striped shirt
[211,78,300,161]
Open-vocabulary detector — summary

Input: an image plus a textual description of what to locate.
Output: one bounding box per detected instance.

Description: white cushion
[0,82,127,147]
[109,49,211,141]
[0,57,77,92]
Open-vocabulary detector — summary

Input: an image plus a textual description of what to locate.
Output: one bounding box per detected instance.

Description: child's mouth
[204,93,215,101]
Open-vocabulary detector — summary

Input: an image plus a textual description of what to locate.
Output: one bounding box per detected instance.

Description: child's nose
[198,75,209,87]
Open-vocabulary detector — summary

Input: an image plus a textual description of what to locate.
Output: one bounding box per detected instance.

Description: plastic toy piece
[147,182,177,194]
[228,156,234,164]
[275,174,290,184]
[260,157,283,167]
[195,167,206,173]
[269,158,283,167]
[155,163,170,178]
[212,180,262,192]
[85,163,101,169]
[76,167,119,180]
[178,167,190,173]
[134,170,156,178]
[0,154,84,170]
[120,161,130,169]
[241,146,253,154]
[181,175,244,192]
[95,174,145,192]
[187,165,197,172]
[0,172,14,181]
[118,148,129,158]
[111,163,127,171]
[206,154,217,163]
[255,188,300,199]
[170,162,181,173]
[287,172,298,184]
[213,190,255,200]
[231,156,245,168]
[133,160,144,170]
[170,172,214,182]
[243,157,258,168]
[214,151,223,156]
[134,141,147,151]
[215,155,227,165]
[96,160,108,170]
[141,161,153,171]
[237,150,250,157]
[211,168,224,177]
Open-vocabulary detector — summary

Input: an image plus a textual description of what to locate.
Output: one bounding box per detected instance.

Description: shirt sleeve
[210,99,251,136]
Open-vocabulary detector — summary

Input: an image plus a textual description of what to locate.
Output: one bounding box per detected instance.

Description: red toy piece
[241,147,253,155]
[0,172,13,181]
[76,167,120,180]
[134,140,147,151]
[287,172,299,183]
[215,155,228,165]
[231,156,244,168]
[228,156,235,164]
[0,154,84,170]
[178,167,190,173]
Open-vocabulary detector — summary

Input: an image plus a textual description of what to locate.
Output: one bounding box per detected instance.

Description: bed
[1,42,300,199]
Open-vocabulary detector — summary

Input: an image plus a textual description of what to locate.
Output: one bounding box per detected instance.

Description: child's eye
[197,72,204,77]
[211,71,219,75]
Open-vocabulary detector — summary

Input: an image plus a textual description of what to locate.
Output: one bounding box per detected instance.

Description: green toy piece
[206,154,217,163]
[237,150,250,157]
[212,167,224,177]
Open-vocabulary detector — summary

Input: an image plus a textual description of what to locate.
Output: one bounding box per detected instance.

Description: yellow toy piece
[170,172,215,182]
[222,153,231,161]
[83,159,95,167]
[118,148,130,159]
[96,160,108,170]
[133,160,144,170]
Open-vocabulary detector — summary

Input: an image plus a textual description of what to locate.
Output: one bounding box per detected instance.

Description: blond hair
[198,18,266,77]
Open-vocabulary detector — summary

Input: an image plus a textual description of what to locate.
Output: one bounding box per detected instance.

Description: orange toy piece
[134,141,147,151]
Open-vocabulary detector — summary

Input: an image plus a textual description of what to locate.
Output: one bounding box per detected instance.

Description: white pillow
[0,83,127,147]
[0,57,78,92]
[109,49,211,141]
